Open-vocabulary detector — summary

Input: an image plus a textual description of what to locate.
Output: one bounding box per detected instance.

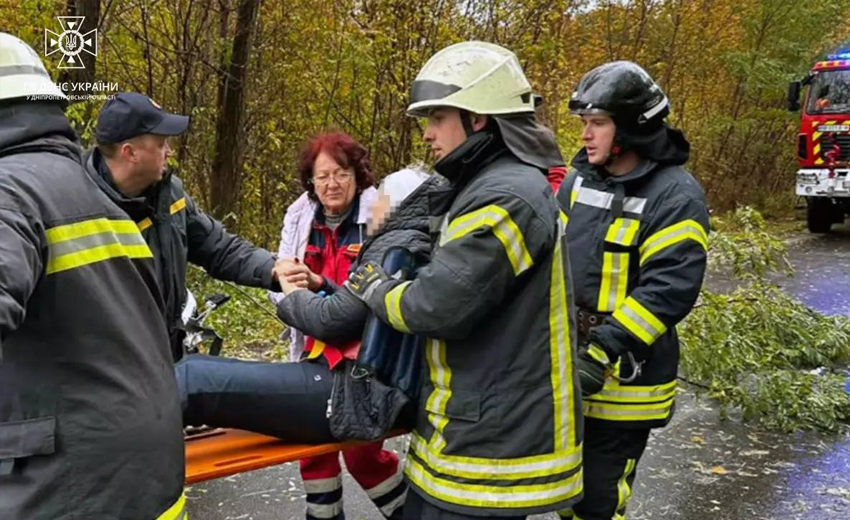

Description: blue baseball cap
[96,92,189,144]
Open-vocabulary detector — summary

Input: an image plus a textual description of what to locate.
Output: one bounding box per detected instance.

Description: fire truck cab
[788,51,850,233]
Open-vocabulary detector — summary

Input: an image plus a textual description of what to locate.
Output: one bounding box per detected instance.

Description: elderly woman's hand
[274,258,324,294]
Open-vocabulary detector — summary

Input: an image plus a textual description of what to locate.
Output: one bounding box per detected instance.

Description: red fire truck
[788,52,850,233]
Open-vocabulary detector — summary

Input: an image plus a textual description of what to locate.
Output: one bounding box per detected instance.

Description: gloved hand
[344,261,389,302]
[577,344,611,397]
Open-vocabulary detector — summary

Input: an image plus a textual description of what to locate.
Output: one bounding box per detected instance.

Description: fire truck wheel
[807,197,834,233]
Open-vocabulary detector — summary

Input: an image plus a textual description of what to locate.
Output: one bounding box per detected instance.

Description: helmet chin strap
[604,139,624,168]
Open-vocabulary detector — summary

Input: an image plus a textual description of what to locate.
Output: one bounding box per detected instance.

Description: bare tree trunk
[210,0,261,221]
[59,0,100,100]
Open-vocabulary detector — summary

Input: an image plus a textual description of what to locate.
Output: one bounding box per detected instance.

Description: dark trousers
[403,490,526,520]
[559,420,651,520]
[175,354,336,443]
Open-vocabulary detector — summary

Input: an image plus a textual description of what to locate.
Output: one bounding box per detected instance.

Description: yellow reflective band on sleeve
[137,217,153,232]
[570,177,583,210]
[155,492,187,520]
[384,281,412,333]
[45,218,153,275]
[604,218,640,246]
[597,252,629,312]
[612,297,667,345]
[405,456,583,509]
[424,339,452,453]
[582,399,674,422]
[170,197,187,215]
[549,236,577,450]
[585,380,676,404]
[586,344,610,366]
[409,433,581,480]
[639,219,707,265]
[441,205,533,276]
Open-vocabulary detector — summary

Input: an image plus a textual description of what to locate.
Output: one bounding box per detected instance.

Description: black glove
[577,344,611,397]
[344,261,389,302]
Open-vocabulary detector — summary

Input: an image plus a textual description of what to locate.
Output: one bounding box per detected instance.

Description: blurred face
[312,151,357,214]
[123,134,172,187]
[580,114,616,165]
[422,108,469,161]
[367,188,392,236]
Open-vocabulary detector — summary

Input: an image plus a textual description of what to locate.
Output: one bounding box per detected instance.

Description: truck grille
[832,134,850,161]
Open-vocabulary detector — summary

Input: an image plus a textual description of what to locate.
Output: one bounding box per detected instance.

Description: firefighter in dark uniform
[82,92,279,360]
[345,41,584,520]
[556,61,709,520]
[0,33,185,520]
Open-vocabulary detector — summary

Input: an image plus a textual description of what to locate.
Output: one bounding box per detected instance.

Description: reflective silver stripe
[613,299,666,345]
[303,475,342,494]
[583,401,673,418]
[641,96,668,122]
[48,227,148,259]
[380,489,408,517]
[410,433,581,478]
[405,456,584,507]
[574,186,646,215]
[306,501,343,519]
[366,466,405,499]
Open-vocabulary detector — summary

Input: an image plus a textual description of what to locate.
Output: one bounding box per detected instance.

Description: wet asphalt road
[187,224,850,520]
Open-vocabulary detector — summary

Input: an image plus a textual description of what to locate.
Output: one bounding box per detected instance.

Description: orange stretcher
[185,428,405,484]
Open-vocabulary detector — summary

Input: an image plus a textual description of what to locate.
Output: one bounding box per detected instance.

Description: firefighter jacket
[83,148,277,360]
[556,149,709,429]
[0,102,185,519]
[360,130,584,517]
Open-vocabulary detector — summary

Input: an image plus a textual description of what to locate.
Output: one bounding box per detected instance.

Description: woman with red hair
[178,132,408,520]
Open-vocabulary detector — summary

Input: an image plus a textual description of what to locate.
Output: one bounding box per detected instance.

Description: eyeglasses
[313,170,354,187]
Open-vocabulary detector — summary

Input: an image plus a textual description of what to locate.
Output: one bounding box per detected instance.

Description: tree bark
[59,0,100,100]
[210,0,261,221]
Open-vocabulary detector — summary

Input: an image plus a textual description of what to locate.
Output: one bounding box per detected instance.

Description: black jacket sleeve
[276,289,368,345]
[184,194,278,290]
[0,207,44,362]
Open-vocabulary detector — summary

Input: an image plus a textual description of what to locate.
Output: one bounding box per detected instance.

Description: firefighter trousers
[558,421,651,520]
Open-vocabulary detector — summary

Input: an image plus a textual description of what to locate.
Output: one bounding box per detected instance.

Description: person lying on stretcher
[176,167,440,443]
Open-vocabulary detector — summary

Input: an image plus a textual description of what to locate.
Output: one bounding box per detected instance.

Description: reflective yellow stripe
[582,399,674,421]
[559,210,569,229]
[405,456,583,509]
[612,297,667,345]
[384,281,412,333]
[597,252,629,312]
[441,205,533,276]
[155,492,187,520]
[306,340,325,360]
[137,217,153,232]
[170,197,187,215]
[549,234,577,450]
[569,177,583,210]
[409,433,581,480]
[604,218,640,246]
[586,344,610,366]
[586,380,676,404]
[616,459,636,516]
[639,219,707,265]
[45,218,152,275]
[424,338,451,453]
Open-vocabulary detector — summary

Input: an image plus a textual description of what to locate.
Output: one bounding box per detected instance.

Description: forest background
[4,0,850,246]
